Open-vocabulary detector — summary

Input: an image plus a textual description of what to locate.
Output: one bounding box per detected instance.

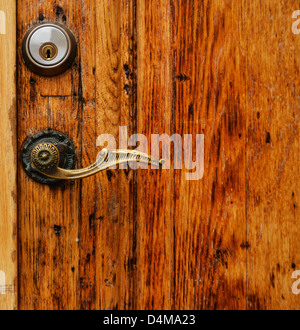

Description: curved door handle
[31,143,164,180]
[21,130,164,184]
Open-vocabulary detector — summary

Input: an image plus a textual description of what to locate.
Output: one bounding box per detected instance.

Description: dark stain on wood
[124,64,130,79]
[240,242,251,250]
[53,225,61,236]
[106,170,113,182]
[266,131,271,144]
[175,73,190,82]
[55,5,64,20]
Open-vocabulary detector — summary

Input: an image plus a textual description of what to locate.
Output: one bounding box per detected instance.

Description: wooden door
[0,0,299,310]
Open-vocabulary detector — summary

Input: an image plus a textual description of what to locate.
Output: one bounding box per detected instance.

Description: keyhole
[39,42,58,61]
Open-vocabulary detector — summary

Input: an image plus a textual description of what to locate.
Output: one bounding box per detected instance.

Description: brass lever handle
[30,142,164,180]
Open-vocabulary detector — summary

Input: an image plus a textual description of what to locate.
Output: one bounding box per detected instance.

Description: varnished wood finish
[245,0,300,310]
[17,1,81,309]
[0,0,17,310]
[16,0,299,310]
[171,0,247,310]
[135,0,174,309]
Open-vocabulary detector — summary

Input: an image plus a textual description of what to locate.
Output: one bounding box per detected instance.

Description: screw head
[21,130,76,185]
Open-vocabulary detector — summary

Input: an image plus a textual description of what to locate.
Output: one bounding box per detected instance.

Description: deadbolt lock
[22,22,77,76]
[22,130,164,185]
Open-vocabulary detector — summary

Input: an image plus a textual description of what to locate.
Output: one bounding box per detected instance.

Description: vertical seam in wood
[132,0,138,310]
[77,37,84,311]
[170,0,176,311]
[15,0,19,310]
[244,0,248,311]
[93,0,98,311]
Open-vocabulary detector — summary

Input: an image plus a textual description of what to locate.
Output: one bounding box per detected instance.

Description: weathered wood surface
[17,0,299,310]
[0,0,17,310]
[245,1,300,310]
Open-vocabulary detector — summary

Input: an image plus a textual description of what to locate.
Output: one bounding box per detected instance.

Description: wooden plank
[135,0,248,310]
[136,0,174,309]
[17,0,136,310]
[17,1,81,309]
[75,0,97,310]
[0,0,18,310]
[171,0,247,309]
[79,0,136,309]
[245,0,300,309]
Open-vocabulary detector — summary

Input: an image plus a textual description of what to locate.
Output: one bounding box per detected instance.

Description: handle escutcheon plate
[21,130,76,185]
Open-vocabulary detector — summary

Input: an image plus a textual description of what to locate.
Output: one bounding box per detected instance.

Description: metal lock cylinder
[22,22,77,76]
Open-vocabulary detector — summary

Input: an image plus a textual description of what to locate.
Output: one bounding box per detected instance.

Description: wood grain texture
[171,0,247,310]
[16,0,300,310]
[17,1,81,309]
[87,0,137,310]
[135,0,174,310]
[245,0,300,310]
[17,0,137,310]
[0,0,17,310]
